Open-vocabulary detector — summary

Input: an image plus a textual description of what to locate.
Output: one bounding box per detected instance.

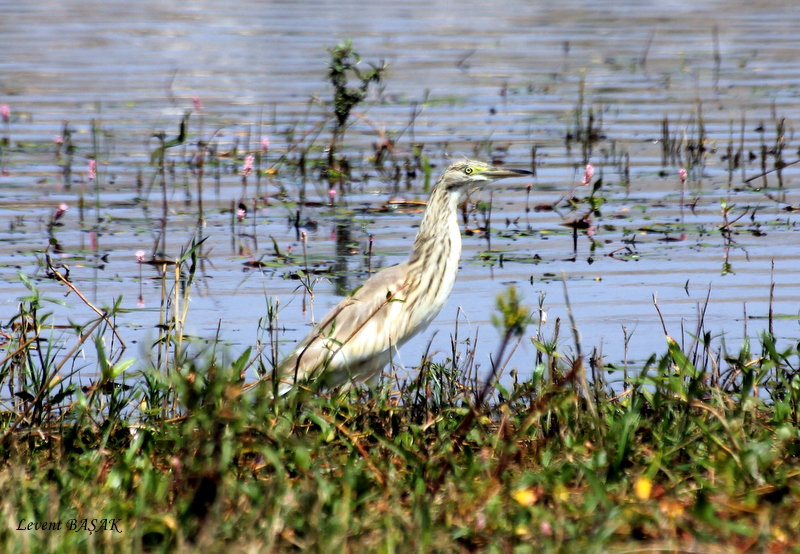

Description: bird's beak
[482,167,533,180]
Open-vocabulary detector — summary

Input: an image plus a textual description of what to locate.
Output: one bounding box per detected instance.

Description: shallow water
[1,0,800,388]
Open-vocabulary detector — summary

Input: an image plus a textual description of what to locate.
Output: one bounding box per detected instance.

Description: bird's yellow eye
[464,166,473,175]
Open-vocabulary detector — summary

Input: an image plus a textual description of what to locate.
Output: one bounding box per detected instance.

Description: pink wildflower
[261,137,270,152]
[540,521,553,537]
[54,135,63,145]
[236,208,246,221]
[54,203,69,221]
[242,155,254,178]
[1,105,9,123]
[581,163,594,187]
[679,168,687,183]
[88,159,97,181]
[192,97,202,112]
[329,188,337,204]
[135,250,146,263]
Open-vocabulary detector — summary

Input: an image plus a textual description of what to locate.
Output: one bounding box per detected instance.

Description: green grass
[1,274,799,553]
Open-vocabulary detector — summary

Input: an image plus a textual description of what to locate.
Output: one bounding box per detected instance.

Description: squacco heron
[276,160,531,390]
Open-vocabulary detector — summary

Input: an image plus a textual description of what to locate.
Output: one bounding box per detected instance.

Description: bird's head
[437,160,531,193]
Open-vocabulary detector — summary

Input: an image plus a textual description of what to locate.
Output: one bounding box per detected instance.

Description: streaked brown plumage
[275,159,531,391]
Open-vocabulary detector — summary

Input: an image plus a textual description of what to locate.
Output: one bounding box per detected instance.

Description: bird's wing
[277,261,416,385]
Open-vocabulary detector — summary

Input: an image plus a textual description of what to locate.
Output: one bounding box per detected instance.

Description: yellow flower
[634,477,653,501]
[513,488,539,507]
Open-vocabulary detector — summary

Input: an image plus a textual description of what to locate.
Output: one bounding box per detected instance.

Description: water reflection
[332,220,354,296]
[1,0,800,381]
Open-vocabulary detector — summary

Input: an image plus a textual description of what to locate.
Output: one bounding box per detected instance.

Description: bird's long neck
[396,183,464,335]
[408,185,462,270]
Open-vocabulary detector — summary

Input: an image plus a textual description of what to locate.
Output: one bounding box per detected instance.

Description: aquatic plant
[325,39,387,179]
